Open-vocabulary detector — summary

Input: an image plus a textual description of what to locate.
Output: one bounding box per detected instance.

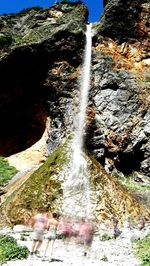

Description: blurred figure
[123,217,131,229]
[138,216,145,230]
[30,209,48,256]
[57,216,72,248]
[78,218,94,256]
[42,212,60,262]
[111,217,121,239]
[72,217,82,238]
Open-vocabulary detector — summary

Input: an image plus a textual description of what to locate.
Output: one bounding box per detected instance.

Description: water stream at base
[62,24,92,218]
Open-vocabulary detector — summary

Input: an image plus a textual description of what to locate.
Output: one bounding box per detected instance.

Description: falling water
[76,23,92,151]
[63,24,92,218]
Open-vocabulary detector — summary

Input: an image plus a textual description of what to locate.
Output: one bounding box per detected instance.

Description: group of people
[111,215,146,239]
[29,209,146,261]
[29,209,94,261]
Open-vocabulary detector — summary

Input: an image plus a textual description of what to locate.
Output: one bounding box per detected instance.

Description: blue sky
[0,0,103,22]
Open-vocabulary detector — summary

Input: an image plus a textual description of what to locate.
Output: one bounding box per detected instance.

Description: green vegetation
[4,139,71,223]
[117,175,150,207]
[59,0,83,5]
[17,6,42,14]
[0,235,29,263]
[0,34,13,48]
[67,65,76,73]
[12,35,23,44]
[20,234,27,241]
[101,255,108,262]
[118,175,150,193]
[2,6,42,17]
[100,233,111,241]
[0,156,17,186]
[133,233,150,266]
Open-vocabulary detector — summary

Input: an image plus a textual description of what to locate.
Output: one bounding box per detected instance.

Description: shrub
[0,156,17,186]
[133,233,150,266]
[0,34,12,48]
[0,234,29,263]
[0,235,17,245]
[60,0,83,5]
[56,233,63,239]
[101,255,108,261]
[6,6,42,17]
[20,234,27,241]
[18,6,42,14]
[141,252,150,266]
[100,233,111,241]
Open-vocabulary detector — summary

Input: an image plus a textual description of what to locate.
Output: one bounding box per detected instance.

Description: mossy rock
[3,140,70,224]
[88,153,150,223]
[2,139,150,225]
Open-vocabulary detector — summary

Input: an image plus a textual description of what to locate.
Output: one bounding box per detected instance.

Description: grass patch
[118,177,150,207]
[118,176,150,193]
[133,233,150,266]
[0,235,29,263]
[0,157,17,187]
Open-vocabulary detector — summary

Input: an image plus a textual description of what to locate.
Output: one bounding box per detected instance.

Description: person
[57,216,72,247]
[138,216,145,230]
[111,217,121,239]
[29,209,48,256]
[72,217,82,238]
[123,217,131,229]
[78,218,94,256]
[42,212,60,262]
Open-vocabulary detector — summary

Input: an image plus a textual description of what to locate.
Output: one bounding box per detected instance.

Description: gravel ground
[2,224,149,266]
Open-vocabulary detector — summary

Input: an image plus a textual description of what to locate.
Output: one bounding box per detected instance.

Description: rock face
[0,3,87,156]
[0,1,150,224]
[96,0,149,43]
[87,0,150,182]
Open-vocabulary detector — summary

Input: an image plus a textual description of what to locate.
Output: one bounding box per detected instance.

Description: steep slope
[1,140,149,225]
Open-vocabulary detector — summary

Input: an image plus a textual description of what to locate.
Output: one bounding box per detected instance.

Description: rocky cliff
[0,0,150,224]
[0,2,87,156]
[89,0,150,180]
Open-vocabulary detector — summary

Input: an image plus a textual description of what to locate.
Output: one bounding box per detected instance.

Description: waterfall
[75,23,92,151]
[62,24,92,218]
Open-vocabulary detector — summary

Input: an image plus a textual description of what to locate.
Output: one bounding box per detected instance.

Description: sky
[0,0,103,22]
